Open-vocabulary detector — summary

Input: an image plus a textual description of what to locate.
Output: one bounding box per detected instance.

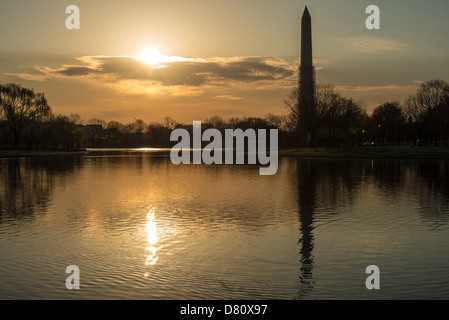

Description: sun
[139,47,165,66]
[137,47,193,67]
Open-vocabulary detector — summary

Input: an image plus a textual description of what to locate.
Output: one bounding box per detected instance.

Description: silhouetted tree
[405,80,449,145]
[204,116,226,131]
[163,117,178,130]
[285,83,365,147]
[0,83,52,148]
[105,120,125,145]
[284,85,319,146]
[438,89,449,147]
[69,114,84,125]
[50,115,70,149]
[372,102,406,145]
[128,118,146,146]
[147,122,172,147]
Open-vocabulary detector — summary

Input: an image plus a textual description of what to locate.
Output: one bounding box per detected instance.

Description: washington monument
[298,6,316,146]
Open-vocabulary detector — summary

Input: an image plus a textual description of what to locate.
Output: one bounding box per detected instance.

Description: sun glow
[138,46,194,67]
[139,47,165,66]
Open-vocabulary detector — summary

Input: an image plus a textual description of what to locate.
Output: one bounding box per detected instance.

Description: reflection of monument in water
[298,6,316,146]
[296,159,315,299]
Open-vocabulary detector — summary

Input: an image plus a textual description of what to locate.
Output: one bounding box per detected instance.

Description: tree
[405,79,449,145]
[0,83,52,147]
[69,114,84,125]
[204,116,225,131]
[147,122,172,147]
[130,118,146,135]
[322,94,365,146]
[163,117,178,130]
[48,115,79,149]
[406,80,448,119]
[284,85,319,146]
[128,118,146,146]
[284,87,300,125]
[285,83,365,147]
[426,86,449,147]
[264,113,293,132]
[105,120,125,145]
[372,102,406,145]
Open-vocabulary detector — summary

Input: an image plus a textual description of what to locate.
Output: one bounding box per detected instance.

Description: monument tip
[303,6,311,18]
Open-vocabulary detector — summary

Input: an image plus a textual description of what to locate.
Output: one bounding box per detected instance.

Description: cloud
[340,37,408,53]
[55,66,99,76]
[336,84,418,93]
[336,84,419,111]
[8,55,296,95]
[212,95,243,100]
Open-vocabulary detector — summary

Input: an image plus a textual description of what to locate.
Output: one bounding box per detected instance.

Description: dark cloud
[44,55,295,87]
[55,66,99,76]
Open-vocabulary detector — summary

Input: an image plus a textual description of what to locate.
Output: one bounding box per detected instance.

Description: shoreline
[279,146,449,160]
[0,149,86,158]
[2,146,449,160]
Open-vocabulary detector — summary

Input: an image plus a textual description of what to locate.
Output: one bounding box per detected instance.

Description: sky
[1,0,449,124]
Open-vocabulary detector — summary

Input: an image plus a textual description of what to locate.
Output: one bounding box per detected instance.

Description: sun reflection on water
[144,208,163,269]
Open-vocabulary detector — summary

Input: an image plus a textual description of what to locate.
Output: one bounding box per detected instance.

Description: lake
[1,153,448,299]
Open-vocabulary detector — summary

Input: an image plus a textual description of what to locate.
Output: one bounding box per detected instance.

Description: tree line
[1,80,448,150]
[286,79,449,147]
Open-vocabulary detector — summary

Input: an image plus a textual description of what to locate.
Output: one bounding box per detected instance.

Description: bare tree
[69,114,84,125]
[163,117,178,130]
[285,83,364,146]
[204,115,225,130]
[406,80,449,122]
[405,79,449,145]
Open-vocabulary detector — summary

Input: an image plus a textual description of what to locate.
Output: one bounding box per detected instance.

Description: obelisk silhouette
[298,6,316,145]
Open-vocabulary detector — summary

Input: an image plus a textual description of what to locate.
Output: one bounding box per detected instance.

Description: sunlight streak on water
[144,208,163,268]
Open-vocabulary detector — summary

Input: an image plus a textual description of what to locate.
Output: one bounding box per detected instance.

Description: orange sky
[1,0,449,124]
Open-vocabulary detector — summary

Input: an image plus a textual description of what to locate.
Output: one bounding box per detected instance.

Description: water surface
[0,155,448,299]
